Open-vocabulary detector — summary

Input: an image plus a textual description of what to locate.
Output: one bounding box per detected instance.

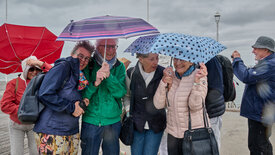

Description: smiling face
[173,58,193,76]
[71,47,91,70]
[138,53,159,73]
[27,67,41,80]
[96,39,118,61]
[252,48,271,60]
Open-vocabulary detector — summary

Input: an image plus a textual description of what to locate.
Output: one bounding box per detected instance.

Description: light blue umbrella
[124,33,227,63]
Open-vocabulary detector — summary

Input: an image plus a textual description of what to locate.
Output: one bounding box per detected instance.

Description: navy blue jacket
[34,56,82,136]
[205,56,225,118]
[233,53,275,122]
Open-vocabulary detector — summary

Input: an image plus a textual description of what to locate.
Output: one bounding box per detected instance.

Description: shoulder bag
[182,101,219,155]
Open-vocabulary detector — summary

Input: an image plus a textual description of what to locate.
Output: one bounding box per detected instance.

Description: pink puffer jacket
[153,69,208,138]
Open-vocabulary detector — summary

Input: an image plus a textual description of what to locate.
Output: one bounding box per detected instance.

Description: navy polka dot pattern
[124,33,227,63]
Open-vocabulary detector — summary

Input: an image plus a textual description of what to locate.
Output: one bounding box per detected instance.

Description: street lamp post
[214,12,221,42]
[147,0,149,22]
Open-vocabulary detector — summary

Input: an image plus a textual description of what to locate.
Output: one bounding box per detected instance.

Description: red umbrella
[0,23,64,74]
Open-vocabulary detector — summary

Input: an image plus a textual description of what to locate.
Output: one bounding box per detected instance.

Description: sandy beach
[0,81,274,155]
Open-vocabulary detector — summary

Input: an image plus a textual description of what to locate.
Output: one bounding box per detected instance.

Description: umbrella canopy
[124,33,227,63]
[0,23,64,74]
[57,15,160,41]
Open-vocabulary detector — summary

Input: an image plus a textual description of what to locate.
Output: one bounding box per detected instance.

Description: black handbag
[120,114,134,145]
[119,67,136,145]
[182,102,219,155]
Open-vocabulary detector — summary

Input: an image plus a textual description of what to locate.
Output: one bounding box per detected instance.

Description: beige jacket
[153,69,208,138]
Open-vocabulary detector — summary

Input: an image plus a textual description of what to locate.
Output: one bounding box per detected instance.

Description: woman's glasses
[77,53,90,62]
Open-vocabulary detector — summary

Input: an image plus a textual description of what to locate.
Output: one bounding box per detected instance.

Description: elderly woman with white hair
[0,56,51,155]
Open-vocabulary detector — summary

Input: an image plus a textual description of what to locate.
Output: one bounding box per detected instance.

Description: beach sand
[0,81,274,155]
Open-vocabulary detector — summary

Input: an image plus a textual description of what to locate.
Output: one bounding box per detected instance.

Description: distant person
[154,58,208,155]
[118,57,131,70]
[33,41,94,154]
[123,53,166,155]
[0,56,51,155]
[81,39,127,155]
[231,36,275,155]
[205,56,225,150]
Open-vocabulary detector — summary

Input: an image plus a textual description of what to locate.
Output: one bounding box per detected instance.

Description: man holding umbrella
[81,39,127,155]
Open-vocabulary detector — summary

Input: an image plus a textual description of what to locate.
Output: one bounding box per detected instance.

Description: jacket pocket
[48,112,79,131]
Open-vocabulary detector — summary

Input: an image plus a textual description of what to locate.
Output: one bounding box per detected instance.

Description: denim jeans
[80,121,121,155]
[248,119,273,155]
[131,129,163,155]
[9,119,38,155]
[210,116,222,150]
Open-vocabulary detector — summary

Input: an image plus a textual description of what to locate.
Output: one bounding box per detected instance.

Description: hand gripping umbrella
[124,33,227,64]
[57,15,160,60]
[0,23,64,74]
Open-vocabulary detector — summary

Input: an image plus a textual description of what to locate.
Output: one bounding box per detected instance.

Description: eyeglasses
[99,45,118,50]
[77,53,90,62]
[29,67,42,72]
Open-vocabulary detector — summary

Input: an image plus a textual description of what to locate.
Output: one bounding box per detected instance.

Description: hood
[54,56,80,74]
[21,56,40,80]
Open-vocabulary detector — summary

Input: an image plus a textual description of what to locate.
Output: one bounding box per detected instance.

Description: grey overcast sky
[1,0,275,66]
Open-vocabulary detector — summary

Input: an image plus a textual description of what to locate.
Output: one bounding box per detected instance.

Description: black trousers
[248,119,273,155]
[167,133,183,155]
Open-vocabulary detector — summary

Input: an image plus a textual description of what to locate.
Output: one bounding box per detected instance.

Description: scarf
[175,65,195,79]
[94,50,117,69]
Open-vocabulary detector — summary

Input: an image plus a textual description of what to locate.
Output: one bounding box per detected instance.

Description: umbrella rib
[0,58,21,64]
[38,44,63,61]
[30,27,45,56]
[5,24,22,62]
[0,64,20,69]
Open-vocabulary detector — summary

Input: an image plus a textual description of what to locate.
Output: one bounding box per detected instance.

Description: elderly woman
[124,53,166,155]
[1,56,52,155]
[153,58,208,155]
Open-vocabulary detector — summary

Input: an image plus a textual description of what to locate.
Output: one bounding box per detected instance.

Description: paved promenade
[0,81,274,155]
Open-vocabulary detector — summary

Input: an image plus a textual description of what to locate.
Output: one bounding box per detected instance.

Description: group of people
[0,36,274,155]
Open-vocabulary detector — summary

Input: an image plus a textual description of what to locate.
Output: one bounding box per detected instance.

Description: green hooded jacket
[82,59,127,126]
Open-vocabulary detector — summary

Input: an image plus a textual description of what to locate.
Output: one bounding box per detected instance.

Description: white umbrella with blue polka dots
[124,33,226,63]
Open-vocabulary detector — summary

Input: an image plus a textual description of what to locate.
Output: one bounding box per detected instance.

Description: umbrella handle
[103,40,107,63]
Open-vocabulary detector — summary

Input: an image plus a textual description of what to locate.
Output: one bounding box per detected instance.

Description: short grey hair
[71,41,95,55]
[95,39,119,47]
[136,53,150,58]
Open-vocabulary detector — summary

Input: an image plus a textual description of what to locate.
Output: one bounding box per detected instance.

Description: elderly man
[232,36,275,155]
[81,39,127,155]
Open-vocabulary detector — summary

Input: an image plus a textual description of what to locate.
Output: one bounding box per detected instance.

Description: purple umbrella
[57,15,159,41]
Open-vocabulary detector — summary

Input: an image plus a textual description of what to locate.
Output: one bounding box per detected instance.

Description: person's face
[27,67,41,80]
[173,58,193,76]
[72,47,91,70]
[252,48,270,60]
[139,53,159,73]
[97,39,117,61]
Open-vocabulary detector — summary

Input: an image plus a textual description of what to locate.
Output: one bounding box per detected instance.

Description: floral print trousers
[34,132,80,155]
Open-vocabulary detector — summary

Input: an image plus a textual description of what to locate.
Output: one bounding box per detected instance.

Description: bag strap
[15,76,19,94]
[188,100,209,130]
[125,66,135,116]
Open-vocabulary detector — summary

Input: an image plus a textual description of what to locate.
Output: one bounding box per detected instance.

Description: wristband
[193,82,200,86]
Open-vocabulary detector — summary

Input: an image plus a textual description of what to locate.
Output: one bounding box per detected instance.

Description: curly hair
[71,41,95,55]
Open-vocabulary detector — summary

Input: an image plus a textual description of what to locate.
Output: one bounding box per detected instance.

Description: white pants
[210,116,222,150]
[158,130,168,155]
[9,119,38,155]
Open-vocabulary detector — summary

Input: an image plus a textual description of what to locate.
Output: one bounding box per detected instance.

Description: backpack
[18,62,69,124]
[18,72,46,124]
[216,55,236,102]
